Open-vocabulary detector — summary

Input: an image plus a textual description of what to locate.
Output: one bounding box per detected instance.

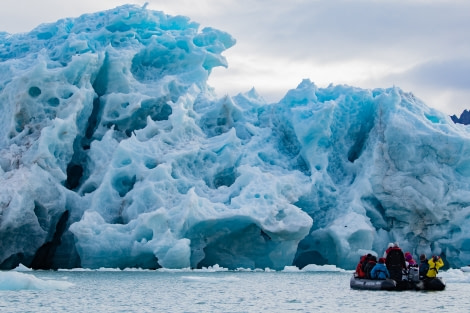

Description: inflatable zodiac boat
[350,275,446,291]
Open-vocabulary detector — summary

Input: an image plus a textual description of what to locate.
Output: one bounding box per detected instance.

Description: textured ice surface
[1,5,470,270]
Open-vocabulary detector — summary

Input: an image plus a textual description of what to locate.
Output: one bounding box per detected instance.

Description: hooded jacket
[426,257,444,278]
[370,262,390,280]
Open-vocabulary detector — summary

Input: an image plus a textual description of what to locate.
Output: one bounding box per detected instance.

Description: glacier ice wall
[1,4,470,270]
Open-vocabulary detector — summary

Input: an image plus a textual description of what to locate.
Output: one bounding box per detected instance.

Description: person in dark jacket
[385,242,406,281]
[371,257,390,280]
[419,254,430,280]
[363,255,377,279]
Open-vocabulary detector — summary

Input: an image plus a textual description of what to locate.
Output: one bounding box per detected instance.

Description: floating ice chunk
[0,271,73,290]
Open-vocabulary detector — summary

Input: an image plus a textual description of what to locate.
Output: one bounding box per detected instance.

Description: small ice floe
[282,264,349,273]
[460,266,470,272]
[0,271,74,291]
[440,268,470,283]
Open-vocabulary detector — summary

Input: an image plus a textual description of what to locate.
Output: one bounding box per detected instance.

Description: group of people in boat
[355,242,444,283]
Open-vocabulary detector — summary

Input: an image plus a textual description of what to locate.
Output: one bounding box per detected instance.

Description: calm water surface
[1,270,469,313]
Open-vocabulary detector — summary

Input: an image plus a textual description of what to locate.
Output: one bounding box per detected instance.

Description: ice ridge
[1,5,470,270]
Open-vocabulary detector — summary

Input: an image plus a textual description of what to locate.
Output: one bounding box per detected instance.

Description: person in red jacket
[355,254,370,278]
[383,243,394,258]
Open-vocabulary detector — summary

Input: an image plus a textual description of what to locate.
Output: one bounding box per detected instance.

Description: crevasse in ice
[1,4,470,270]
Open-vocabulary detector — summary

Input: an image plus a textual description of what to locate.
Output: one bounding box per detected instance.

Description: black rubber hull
[350,277,397,290]
[350,276,446,291]
[416,277,446,291]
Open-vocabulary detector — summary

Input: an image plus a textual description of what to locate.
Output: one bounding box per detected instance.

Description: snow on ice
[1,4,470,271]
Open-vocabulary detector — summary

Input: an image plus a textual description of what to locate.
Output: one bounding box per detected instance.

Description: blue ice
[1,4,470,271]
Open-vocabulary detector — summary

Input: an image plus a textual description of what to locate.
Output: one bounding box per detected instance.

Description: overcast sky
[1,0,469,115]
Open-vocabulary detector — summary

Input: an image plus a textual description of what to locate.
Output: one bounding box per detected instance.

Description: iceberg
[0,271,73,290]
[1,4,470,271]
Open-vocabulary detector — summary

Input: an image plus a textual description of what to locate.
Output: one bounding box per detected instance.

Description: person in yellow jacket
[426,255,444,278]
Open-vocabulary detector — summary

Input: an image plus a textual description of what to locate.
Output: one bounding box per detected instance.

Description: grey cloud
[229,1,470,63]
[1,0,469,114]
[370,57,470,115]
[388,58,470,90]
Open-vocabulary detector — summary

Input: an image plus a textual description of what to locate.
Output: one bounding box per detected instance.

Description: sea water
[1,266,470,313]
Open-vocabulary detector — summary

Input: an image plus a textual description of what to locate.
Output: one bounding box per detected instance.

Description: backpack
[364,261,377,279]
[419,262,429,279]
[408,265,419,282]
[361,254,374,272]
